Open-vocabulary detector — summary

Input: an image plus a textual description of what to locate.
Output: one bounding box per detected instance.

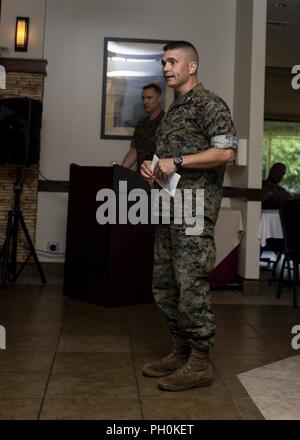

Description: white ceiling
[267,0,300,66]
[267,0,300,38]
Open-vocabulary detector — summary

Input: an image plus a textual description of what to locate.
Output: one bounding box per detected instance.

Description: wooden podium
[64,164,154,307]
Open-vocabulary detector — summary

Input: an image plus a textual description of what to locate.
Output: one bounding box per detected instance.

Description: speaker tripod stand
[0,166,47,289]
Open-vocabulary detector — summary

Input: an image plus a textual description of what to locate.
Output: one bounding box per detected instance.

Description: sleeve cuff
[211,134,238,150]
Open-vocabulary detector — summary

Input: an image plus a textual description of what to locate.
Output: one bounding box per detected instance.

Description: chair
[260,237,284,279]
[276,200,300,308]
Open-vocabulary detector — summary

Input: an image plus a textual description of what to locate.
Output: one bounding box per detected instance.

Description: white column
[232,0,267,280]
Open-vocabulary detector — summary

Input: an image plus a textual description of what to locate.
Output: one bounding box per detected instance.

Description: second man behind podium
[121,83,164,173]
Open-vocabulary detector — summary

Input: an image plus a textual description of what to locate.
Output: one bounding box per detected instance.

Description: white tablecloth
[259,209,283,247]
[215,208,244,267]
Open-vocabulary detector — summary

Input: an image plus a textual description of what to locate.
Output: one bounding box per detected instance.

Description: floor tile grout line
[231,396,265,420]
[238,373,300,386]
[36,302,67,420]
[125,308,145,420]
[210,357,250,416]
[233,305,293,359]
[231,397,246,420]
[210,351,260,407]
[241,314,273,343]
[242,316,285,361]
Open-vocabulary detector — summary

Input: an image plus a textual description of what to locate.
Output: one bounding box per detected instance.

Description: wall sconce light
[15,17,29,52]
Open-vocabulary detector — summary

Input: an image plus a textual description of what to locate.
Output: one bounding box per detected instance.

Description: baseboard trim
[241,278,261,296]
[13,262,64,285]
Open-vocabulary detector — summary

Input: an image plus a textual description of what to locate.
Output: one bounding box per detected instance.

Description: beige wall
[35,0,238,261]
[41,0,237,180]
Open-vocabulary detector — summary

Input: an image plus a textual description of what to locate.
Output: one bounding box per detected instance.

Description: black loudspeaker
[0,97,42,165]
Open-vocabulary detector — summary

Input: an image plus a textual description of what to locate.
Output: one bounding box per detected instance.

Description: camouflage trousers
[153,223,216,349]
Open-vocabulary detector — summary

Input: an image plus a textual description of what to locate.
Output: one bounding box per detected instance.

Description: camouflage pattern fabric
[155,83,238,229]
[153,83,237,348]
[153,223,216,349]
[131,111,164,173]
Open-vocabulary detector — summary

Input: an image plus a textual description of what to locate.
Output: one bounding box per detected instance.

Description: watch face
[175,155,182,166]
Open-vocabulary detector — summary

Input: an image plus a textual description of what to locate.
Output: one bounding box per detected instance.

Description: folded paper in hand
[151,154,181,197]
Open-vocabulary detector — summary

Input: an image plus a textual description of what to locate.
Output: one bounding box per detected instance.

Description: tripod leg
[1,211,13,290]
[10,204,20,280]
[17,213,47,284]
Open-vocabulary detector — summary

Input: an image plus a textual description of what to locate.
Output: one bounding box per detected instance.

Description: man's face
[141,88,161,113]
[271,165,286,183]
[273,167,285,183]
[161,48,195,91]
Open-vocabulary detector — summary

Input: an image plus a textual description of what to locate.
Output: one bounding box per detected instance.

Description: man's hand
[154,158,176,182]
[121,147,137,168]
[141,160,154,184]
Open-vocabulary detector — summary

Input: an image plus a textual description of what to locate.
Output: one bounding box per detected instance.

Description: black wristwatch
[173,154,183,171]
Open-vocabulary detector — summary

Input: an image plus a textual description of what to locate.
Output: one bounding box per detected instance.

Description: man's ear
[189,61,197,74]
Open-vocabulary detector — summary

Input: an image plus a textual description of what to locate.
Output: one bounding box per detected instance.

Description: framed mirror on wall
[101,37,174,140]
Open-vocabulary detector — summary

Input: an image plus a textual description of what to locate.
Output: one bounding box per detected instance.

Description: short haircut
[142,83,162,95]
[163,40,199,65]
[271,162,286,171]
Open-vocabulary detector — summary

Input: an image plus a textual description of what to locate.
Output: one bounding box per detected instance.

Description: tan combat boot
[142,335,191,378]
[157,346,213,391]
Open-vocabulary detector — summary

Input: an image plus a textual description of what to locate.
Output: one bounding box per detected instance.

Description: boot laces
[175,361,193,377]
[162,349,183,362]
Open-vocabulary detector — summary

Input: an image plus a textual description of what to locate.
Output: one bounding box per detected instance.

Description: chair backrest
[279,200,300,253]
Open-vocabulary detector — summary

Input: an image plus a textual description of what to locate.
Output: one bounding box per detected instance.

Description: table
[259,209,283,247]
[210,208,244,288]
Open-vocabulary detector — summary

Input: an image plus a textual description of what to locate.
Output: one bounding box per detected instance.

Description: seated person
[262,162,293,209]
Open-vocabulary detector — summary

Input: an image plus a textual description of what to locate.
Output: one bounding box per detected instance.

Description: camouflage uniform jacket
[155,83,238,228]
[131,111,164,173]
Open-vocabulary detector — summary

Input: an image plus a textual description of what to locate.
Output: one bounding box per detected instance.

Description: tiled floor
[238,355,300,420]
[0,269,299,420]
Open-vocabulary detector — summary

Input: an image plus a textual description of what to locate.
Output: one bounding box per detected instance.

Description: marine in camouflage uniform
[131,111,164,173]
[122,83,164,172]
[141,41,237,391]
[153,82,238,350]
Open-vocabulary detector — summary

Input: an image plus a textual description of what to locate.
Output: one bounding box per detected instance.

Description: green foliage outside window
[263,121,300,192]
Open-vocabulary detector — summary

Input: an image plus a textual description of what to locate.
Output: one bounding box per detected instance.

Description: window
[263,120,300,192]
